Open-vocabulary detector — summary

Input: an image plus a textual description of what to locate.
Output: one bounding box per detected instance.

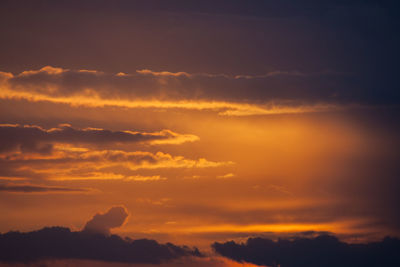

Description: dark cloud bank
[0,227,201,264]
[0,206,201,264]
[213,235,400,267]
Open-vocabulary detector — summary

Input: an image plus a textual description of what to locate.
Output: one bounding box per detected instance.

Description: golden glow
[175,222,362,234]
[0,66,395,249]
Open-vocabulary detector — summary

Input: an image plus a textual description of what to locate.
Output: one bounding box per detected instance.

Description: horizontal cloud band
[0,227,202,264]
[0,66,370,116]
[0,124,199,154]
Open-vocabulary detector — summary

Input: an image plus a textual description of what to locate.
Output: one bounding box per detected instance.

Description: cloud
[0,149,233,181]
[83,206,129,235]
[213,235,400,267]
[0,183,90,194]
[216,173,235,179]
[0,66,365,116]
[0,256,261,267]
[0,227,202,264]
[0,124,198,154]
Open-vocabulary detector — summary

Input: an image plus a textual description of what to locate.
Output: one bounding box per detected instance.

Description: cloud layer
[0,123,229,183]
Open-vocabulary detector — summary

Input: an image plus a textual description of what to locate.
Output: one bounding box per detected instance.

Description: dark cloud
[0,124,197,154]
[83,206,129,235]
[0,183,89,193]
[0,227,202,264]
[213,235,400,267]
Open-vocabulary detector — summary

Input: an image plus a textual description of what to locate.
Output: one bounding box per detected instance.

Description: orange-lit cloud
[0,66,357,116]
[0,124,199,154]
[0,148,233,181]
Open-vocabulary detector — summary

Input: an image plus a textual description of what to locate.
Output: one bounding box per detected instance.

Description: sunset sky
[0,1,399,266]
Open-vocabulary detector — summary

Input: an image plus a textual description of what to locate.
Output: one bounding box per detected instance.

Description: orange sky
[1,82,398,250]
[0,2,399,262]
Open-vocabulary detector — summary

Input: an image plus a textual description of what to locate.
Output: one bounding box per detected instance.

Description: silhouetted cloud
[83,206,129,235]
[0,256,259,267]
[213,235,400,267]
[0,206,201,264]
[0,227,201,264]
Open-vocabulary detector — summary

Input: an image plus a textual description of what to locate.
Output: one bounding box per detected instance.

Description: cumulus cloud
[0,124,198,154]
[213,235,400,267]
[83,206,129,235]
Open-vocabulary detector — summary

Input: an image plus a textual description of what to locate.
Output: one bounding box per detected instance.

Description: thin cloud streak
[0,183,92,194]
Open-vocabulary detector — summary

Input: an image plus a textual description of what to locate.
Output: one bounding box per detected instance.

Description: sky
[0,0,400,266]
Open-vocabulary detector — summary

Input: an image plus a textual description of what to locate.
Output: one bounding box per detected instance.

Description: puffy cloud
[0,124,198,154]
[213,235,400,267]
[83,206,129,235]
